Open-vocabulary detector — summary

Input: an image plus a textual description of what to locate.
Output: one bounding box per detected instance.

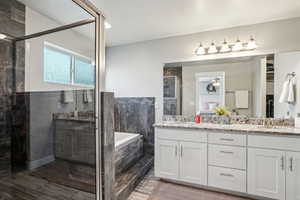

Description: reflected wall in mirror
[163,52,300,119]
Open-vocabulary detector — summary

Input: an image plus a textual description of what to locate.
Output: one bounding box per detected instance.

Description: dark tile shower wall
[114,97,155,154]
[0,0,25,178]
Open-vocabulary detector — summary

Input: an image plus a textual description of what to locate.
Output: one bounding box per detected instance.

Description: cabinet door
[286,152,300,200]
[248,148,285,200]
[179,142,207,185]
[155,139,179,180]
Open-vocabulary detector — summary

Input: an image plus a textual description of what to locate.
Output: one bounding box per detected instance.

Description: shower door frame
[13,1,106,200]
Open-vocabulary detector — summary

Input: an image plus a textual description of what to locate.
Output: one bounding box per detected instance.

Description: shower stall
[0,0,107,199]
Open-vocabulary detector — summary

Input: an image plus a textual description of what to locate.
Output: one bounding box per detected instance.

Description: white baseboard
[27,155,55,170]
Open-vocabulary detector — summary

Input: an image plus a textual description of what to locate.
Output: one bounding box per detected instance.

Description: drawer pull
[220,138,234,142]
[220,151,234,154]
[220,173,234,177]
[180,145,183,157]
[290,157,293,172]
[281,156,285,171]
[175,145,177,157]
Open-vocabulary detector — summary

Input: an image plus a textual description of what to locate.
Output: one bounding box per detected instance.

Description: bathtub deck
[116,154,154,200]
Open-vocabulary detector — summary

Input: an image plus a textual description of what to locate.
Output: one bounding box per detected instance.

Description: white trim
[44,41,92,61]
[27,155,55,170]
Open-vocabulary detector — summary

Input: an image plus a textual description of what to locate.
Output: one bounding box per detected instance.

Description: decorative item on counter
[194,115,201,124]
[213,107,231,124]
[214,106,231,116]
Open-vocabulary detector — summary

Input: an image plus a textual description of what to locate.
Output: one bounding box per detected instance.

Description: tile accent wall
[101,92,115,200]
[0,0,25,178]
[114,97,155,154]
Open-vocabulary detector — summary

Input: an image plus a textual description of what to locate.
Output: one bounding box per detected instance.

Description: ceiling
[18,0,94,37]
[93,0,300,46]
[18,0,300,47]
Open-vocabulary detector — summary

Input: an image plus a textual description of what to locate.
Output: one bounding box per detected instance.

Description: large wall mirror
[163,52,300,119]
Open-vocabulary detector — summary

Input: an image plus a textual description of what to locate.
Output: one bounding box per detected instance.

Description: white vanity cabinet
[248,135,300,200]
[155,128,207,185]
[155,126,300,200]
[208,132,247,193]
[248,148,286,200]
[179,141,207,185]
[156,139,179,179]
[286,152,300,200]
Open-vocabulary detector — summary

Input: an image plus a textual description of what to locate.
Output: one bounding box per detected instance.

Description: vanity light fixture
[220,39,231,53]
[195,43,206,55]
[208,42,218,54]
[194,36,257,56]
[232,38,244,52]
[246,36,257,50]
[0,33,7,40]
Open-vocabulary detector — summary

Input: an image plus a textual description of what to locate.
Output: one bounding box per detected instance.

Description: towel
[83,90,93,103]
[287,77,295,103]
[235,90,248,109]
[279,77,295,104]
[279,80,289,103]
[62,91,74,103]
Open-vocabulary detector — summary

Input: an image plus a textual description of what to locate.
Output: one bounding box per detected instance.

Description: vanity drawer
[155,128,207,142]
[208,145,246,170]
[248,135,300,151]
[208,132,246,146]
[208,166,246,193]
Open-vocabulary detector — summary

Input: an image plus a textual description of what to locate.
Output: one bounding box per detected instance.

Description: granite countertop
[54,116,95,122]
[154,121,300,136]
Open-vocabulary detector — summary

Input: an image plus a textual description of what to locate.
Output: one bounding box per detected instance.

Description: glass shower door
[0,0,105,199]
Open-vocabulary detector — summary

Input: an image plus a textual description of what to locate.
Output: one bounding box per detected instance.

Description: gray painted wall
[106,17,300,122]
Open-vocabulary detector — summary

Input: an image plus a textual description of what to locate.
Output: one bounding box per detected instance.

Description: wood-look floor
[0,172,95,200]
[128,170,252,200]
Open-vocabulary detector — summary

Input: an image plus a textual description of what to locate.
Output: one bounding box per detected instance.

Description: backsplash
[163,115,295,127]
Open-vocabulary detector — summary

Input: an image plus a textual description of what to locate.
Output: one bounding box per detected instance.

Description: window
[74,58,94,85]
[44,42,94,86]
[44,47,72,84]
